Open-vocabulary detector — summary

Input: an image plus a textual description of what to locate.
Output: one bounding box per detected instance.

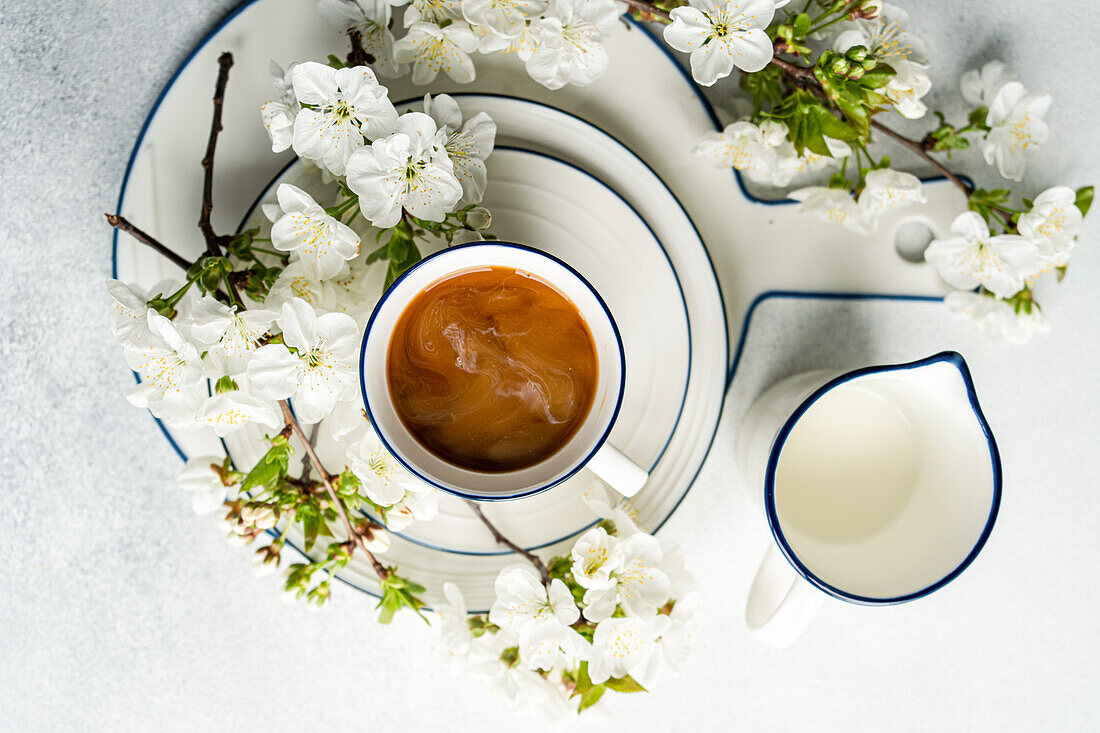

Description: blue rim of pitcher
[233,144,693,552]
[762,351,1003,606]
[359,241,628,503]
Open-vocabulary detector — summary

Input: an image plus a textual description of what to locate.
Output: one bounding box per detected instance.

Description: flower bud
[465,207,491,230]
[848,66,865,80]
[861,58,877,71]
[226,530,254,547]
[363,527,391,554]
[253,544,282,577]
[242,503,278,530]
[831,57,851,76]
[845,45,868,62]
[452,229,484,245]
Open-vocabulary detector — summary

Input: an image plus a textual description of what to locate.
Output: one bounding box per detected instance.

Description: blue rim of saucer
[235,144,694,553]
[358,241,628,503]
[762,351,1003,605]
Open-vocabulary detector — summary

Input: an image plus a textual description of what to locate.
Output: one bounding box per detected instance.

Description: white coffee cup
[360,242,648,501]
[736,352,1002,647]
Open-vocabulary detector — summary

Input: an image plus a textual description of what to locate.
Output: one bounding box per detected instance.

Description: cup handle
[745,543,824,648]
[586,444,648,497]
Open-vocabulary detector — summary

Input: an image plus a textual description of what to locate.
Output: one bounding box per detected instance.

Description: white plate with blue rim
[226,131,719,609]
[110,0,967,608]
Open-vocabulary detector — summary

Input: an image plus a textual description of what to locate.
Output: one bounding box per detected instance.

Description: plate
[230,146,695,560]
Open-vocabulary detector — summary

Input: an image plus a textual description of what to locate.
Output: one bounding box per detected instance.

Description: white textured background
[1,1,1098,731]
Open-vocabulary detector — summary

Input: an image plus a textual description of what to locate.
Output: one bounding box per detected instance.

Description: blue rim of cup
[235,143,693,553]
[762,351,1003,605]
[359,241,628,503]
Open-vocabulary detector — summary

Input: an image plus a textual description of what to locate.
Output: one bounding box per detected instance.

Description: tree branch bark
[465,500,552,586]
[105,214,191,271]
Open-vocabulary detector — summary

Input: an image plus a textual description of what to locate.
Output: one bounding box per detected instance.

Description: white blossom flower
[581,481,642,536]
[346,430,420,506]
[106,279,154,346]
[883,60,931,119]
[981,81,1051,181]
[659,541,697,599]
[402,0,462,27]
[382,481,439,530]
[477,15,553,59]
[290,62,399,176]
[960,60,1015,107]
[582,533,672,622]
[346,112,464,227]
[587,615,670,685]
[833,3,926,65]
[789,186,870,234]
[433,582,475,671]
[570,527,622,590]
[524,0,621,90]
[241,503,279,530]
[664,0,775,86]
[768,134,850,186]
[924,211,1044,299]
[857,168,926,219]
[264,260,339,313]
[423,94,496,206]
[176,455,229,515]
[196,388,282,437]
[329,256,384,326]
[461,0,546,36]
[945,291,1049,344]
[393,21,479,85]
[634,600,694,687]
[269,184,361,279]
[260,61,298,153]
[489,564,589,670]
[247,298,360,423]
[316,0,403,77]
[466,628,553,704]
[693,121,777,181]
[1017,186,1083,268]
[188,296,278,376]
[323,395,372,444]
[124,311,205,426]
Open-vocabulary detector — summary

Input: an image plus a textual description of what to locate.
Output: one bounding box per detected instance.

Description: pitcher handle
[745,543,824,648]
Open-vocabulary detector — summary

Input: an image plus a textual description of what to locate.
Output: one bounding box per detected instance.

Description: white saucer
[231,147,694,560]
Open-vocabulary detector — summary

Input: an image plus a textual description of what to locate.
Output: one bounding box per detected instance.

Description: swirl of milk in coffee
[388,267,597,472]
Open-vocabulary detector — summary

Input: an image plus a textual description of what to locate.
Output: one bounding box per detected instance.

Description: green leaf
[811,106,859,142]
[1075,185,1094,217]
[968,106,990,128]
[604,674,647,693]
[298,504,324,553]
[364,241,388,265]
[801,114,831,157]
[240,438,291,494]
[575,661,593,694]
[857,63,896,90]
[578,685,606,713]
[793,12,810,37]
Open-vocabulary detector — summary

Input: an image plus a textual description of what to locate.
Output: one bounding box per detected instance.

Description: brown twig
[868,119,974,195]
[105,214,191,271]
[465,500,552,586]
[278,400,390,580]
[199,52,234,257]
[618,0,670,21]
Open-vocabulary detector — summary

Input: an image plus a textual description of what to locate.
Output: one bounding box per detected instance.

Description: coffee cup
[360,242,648,501]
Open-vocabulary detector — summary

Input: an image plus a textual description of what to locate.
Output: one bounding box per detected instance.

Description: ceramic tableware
[736,352,1001,647]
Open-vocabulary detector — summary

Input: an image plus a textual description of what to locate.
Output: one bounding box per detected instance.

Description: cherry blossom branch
[278,400,390,580]
[464,500,551,586]
[624,0,976,201]
[104,214,191,270]
[199,52,234,258]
